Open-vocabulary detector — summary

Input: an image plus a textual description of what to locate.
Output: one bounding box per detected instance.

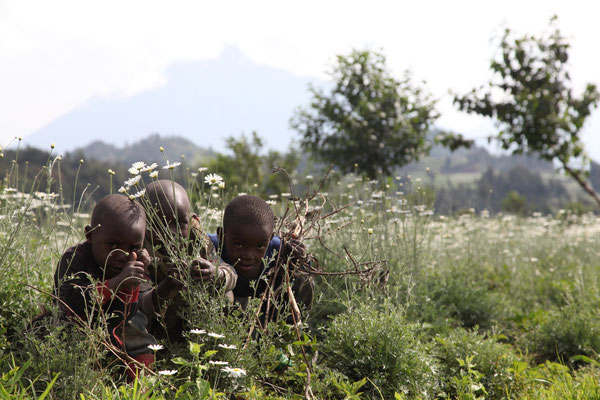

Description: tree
[204,132,299,195]
[291,49,439,178]
[454,17,600,205]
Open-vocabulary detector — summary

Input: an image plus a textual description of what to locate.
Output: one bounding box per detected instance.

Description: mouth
[235,263,259,274]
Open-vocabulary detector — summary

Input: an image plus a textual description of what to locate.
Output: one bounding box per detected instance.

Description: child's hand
[190,258,217,282]
[282,239,307,271]
[136,248,152,269]
[109,260,149,291]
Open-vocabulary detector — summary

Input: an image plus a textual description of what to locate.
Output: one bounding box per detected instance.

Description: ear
[217,226,223,241]
[84,225,93,243]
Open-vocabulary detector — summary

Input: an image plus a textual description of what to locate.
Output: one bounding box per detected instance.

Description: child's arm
[54,249,99,319]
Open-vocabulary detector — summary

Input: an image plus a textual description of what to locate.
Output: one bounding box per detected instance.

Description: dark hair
[91,194,145,228]
[223,195,274,232]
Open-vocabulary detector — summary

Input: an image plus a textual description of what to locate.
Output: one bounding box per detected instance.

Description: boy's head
[219,195,274,279]
[85,194,146,278]
[145,180,191,240]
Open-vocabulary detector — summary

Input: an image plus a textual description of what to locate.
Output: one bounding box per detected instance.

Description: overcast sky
[1,0,599,157]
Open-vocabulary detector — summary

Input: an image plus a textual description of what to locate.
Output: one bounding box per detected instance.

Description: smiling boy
[208,195,313,322]
[54,194,157,380]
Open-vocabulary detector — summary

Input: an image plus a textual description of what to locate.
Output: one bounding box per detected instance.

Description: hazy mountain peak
[25,46,317,153]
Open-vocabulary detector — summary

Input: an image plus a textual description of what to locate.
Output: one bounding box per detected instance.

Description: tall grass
[1,147,600,398]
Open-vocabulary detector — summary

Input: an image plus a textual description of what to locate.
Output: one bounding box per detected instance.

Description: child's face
[223,223,273,280]
[153,196,191,241]
[87,216,146,279]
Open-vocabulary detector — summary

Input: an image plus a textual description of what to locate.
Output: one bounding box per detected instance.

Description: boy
[140,180,236,341]
[54,194,156,380]
[208,195,314,323]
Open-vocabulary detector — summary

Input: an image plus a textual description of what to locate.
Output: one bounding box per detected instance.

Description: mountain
[74,134,215,167]
[24,46,317,153]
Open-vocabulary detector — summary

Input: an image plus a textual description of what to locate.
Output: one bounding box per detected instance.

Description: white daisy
[190,329,206,335]
[218,344,237,350]
[140,162,157,172]
[128,167,140,175]
[221,366,246,378]
[266,200,276,205]
[148,344,164,351]
[204,173,223,186]
[218,181,225,189]
[207,332,225,339]
[131,188,146,199]
[124,175,141,187]
[209,360,229,366]
[158,369,177,376]
[118,186,127,194]
[149,170,159,179]
[162,161,182,170]
[131,161,146,170]
[197,167,208,172]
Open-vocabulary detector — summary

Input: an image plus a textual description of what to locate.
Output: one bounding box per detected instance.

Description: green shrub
[434,328,523,399]
[321,301,439,399]
[425,264,504,329]
[525,302,600,364]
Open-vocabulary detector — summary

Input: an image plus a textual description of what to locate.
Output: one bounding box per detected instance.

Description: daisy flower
[149,170,159,179]
[148,344,164,351]
[124,175,141,187]
[131,161,146,170]
[197,167,208,173]
[209,360,229,366]
[221,366,246,378]
[158,370,177,376]
[207,332,225,339]
[204,173,223,186]
[190,329,206,335]
[218,344,237,350]
[140,162,157,172]
[131,188,146,199]
[128,167,140,175]
[163,161,182,170]
[266,200,276,205]
[118,186,127,194]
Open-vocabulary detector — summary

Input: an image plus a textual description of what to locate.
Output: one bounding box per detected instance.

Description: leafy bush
[425,264,504,329]
[434,328,523,399]
[321,301,439,398]
[525,302,600,364]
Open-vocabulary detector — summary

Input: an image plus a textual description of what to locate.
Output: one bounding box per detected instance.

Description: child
[208,195,314,323]
[139,180,236,341]
[53,194,157,380]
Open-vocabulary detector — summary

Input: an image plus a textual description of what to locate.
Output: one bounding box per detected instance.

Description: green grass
[2,150,600,398]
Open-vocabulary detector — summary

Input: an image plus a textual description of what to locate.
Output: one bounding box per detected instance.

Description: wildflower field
[2,148,600,399]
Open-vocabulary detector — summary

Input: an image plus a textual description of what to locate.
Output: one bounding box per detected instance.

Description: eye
[233,242,244,249]
[257,243,267,249]
[107,242,118,249]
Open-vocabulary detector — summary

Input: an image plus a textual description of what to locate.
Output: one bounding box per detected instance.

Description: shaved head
[146,180,188,211]
[90,193,145,229]
[145,179,192,239]
[223,195,274,232]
